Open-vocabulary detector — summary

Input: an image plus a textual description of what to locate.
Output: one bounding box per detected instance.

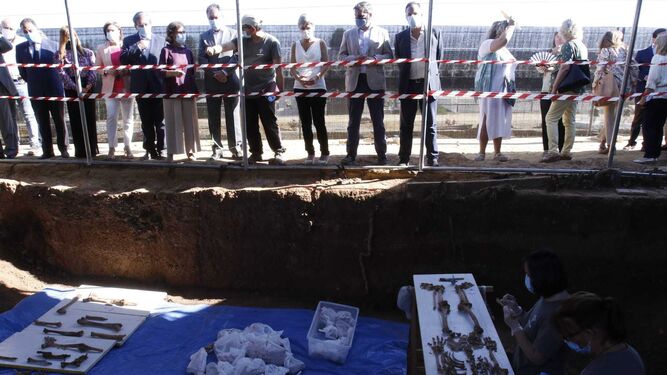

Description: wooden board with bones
[413,274,515,375]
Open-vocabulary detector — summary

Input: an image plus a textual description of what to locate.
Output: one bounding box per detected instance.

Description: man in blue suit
[15,18,69,159]
[625,27,666,150]
[121,11,165,160]
[395,2,444,167]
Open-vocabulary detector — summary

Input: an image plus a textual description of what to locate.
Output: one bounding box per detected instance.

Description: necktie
[32,45,40,61]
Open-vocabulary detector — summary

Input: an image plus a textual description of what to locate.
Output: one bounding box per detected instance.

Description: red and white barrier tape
[2,91,665,102]
[1,59,666,71]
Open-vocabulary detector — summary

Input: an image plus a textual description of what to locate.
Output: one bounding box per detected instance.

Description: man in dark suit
[395,2,444,167]
[199,3,242,160]
[0,34,19,158]
[15,18,69,159]
[626,27,666,150]
[121,11,165,160]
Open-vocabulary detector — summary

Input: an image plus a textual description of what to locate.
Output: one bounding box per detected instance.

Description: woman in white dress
[474,19,516,162]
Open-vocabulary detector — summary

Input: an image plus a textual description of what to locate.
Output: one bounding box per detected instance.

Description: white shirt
[358,28,371,74]
[294,39,326,90]
[1,35,26,79]
[409,29,426,80]
[646,54,667,97]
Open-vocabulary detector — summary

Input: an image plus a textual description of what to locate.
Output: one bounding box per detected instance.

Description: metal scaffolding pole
[235,0,249,169]
[64,0,93,165]
[417,0,435,172]
[607,0,643,168]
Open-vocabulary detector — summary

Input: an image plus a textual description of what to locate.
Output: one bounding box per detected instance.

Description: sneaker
[376,156,388,166]
[541,152,561,163]
[230,151,242,160]
[427,159,439,167]
[598,145,609,155]
[318,155,330,165]
[473,153,485,161]
[633,157,658,164]
[623,142,636,150]
[304,154,315,165]
[273,150,285,165]
[493,153,509,162]
[107,147,115,159]
[140,152,150,161]
[340,155,356,166]
[560,153,573,161]
[248,153,263,164]
[210,149,222,161]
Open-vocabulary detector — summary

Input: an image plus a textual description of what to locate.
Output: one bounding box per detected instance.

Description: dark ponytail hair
[554,291,627,343]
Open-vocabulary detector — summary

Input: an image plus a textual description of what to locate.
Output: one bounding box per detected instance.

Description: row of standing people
[1,3,665,165]
[477,18,667,165]
[0,2,442,166]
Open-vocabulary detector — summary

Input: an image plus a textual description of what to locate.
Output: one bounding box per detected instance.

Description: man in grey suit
[395,2,444,167]
[199,3,242,160]
[0,34,19,158]
[339,1,393,166]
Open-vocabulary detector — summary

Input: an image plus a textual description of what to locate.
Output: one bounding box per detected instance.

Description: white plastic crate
[306,301,359,364]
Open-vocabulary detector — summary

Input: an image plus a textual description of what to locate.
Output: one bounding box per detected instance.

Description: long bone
[34,320,62,328]
[61,354,88,369]
[42,328,84,337]
[420,283,445,310]
[77,318,122,332]
[37,351,71,360]
[437,300,453,335]
[41,337,103,353]
[56,296,79,315]
[90,332,126,341]
[27,357,52,366]
[455,282,483,334]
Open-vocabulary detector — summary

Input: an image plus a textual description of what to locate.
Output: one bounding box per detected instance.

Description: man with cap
[219,14,286,164]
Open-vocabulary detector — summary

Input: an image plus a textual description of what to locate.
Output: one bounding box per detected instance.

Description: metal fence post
[418,0,434,172]
[235,0,249,169]
[64,0,93,165]
[607,0,643,168]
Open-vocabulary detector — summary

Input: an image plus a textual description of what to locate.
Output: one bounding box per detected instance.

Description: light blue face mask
[175,33,186,46]
[355,18,369,29]
[564,339,591,354]
[524,274,535,294]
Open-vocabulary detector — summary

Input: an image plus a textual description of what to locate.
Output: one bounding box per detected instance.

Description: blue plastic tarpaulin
[0,288,408,374]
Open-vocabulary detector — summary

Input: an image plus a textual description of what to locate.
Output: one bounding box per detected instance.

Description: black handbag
[504,77,517,107]
[557,62,591,93]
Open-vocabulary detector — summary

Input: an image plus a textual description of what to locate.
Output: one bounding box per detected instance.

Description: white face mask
[209,19,224,31]
[407,14,423,28]
[2,28,16,41]
[300,29,314,41]
[243,30,252,39]
[106,30,119,43]
[138,25,151,39]
[26,31,42,44]
[175,33,186,46]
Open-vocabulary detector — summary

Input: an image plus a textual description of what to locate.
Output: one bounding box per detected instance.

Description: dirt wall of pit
[1,164,666,371]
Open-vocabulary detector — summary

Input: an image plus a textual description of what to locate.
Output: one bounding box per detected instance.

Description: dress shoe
[426,159,439,167]
[340,155,356,166]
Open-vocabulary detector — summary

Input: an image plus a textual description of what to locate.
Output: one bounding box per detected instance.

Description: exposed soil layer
[0,163,666,374]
